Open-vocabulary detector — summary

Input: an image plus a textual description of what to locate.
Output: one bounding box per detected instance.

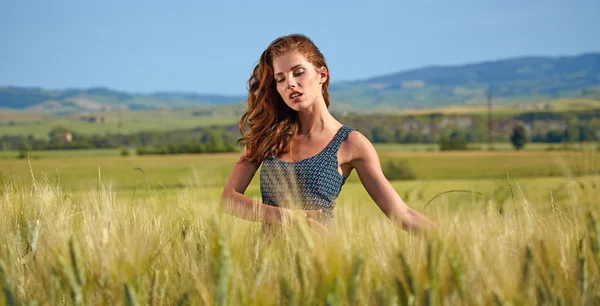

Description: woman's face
[272,51,327,112]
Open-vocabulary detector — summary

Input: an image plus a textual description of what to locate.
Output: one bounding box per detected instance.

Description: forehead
[273,51,312,74]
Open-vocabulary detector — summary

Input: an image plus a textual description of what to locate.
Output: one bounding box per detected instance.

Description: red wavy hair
[238,34,331,164]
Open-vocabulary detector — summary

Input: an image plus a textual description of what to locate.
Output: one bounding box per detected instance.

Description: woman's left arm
[346,131,436,236]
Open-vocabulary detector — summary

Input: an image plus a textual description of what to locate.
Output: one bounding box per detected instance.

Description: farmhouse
[61,132,72,143]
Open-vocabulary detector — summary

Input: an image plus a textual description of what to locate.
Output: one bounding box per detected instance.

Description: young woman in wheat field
[220,34,434,237]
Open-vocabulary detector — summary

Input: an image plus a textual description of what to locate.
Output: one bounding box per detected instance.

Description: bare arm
[220,149,321,224]
[347,132,435,236]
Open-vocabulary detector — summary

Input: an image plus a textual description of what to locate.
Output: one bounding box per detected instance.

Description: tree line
[342,110,599,151]
[1,126,240,154]
[1,111,598,154]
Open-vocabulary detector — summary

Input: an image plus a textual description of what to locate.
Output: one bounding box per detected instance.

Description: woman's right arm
[220,149,322,224]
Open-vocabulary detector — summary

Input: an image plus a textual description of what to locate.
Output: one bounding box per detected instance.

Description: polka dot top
[259,125,356,228]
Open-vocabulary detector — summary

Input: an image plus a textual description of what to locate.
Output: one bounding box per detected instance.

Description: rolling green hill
[1,52,599,114]
[0,86,246,114]
[328,52,600,112]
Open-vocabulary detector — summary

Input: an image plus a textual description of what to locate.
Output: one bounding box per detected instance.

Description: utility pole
[487,89,493,151]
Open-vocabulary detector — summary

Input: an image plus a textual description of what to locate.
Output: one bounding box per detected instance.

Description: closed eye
[274,67,305,83]
[293,68,305,77]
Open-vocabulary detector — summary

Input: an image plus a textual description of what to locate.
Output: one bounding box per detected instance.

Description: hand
[301,209,328,235]
[306,217,328,234]
[282,208,322,220]
[301,209,323,219]
[283,208,328,234]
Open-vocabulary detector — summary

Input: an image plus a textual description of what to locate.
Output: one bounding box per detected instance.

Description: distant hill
[1,52,599,114]
[0,86,246,114]
[328,52,600,112]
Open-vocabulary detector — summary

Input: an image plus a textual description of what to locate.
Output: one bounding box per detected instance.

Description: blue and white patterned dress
[259,125,356,229]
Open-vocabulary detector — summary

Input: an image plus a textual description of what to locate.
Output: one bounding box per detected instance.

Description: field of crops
[1,149,598,188]
[0,109,240,139]
[1,149,600,305]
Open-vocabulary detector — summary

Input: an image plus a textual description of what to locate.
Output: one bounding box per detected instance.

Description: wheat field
[1,153,600,305]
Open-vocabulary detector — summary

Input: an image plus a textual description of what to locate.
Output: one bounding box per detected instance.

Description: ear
[318,66,328,84]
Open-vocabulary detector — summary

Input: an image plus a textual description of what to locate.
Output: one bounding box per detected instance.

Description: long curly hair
[238,34,331,164]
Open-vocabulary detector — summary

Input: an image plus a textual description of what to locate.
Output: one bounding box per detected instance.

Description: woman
[220,34,434,236]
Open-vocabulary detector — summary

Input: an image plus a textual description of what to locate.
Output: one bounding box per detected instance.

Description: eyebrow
[274,64,304,76]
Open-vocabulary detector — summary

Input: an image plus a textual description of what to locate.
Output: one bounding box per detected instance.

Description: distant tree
[404,131,423,143]
[546,130,565,143]
[469,118,487,142]
[382,159,418,180]
[439,131,468,151]
[394,129,406,143]
[579,124,598,142]
[564,116,579,145]
[531,130,547,142]
[510,124,528,150]
[203,129,226,152]
[17,150,28,159]
[371,125,395,143]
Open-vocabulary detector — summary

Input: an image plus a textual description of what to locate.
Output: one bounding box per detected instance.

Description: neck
[297,96,335,135]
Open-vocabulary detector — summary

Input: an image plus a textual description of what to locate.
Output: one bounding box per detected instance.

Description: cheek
[310,75,322,92]
[299,74,318,91]
[312,74,322,88]
[276,83,286,97]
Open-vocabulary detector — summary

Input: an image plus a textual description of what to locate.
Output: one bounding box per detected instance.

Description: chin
[285,100,313,112]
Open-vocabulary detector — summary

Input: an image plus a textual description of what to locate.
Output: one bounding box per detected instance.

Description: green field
[2,150,599,190]
[1,141,596,160]
[0,149,124,159]
[3,97,599,140]
[0,108,240,138]
[1,149,600,305]
[373,142,599,152]
[392,98,600,116]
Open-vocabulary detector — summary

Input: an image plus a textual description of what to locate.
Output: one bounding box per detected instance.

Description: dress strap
[324,125,356,156]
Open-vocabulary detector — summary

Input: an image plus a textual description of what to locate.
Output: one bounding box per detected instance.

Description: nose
[286,77,297,89]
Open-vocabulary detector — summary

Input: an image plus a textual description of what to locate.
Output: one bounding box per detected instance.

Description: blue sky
[1,0,598,95]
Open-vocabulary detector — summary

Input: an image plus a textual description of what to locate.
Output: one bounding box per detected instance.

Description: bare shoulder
[343,130,379,163]
[235,147,261,171]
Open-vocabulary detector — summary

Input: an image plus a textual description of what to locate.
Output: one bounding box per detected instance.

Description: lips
[289,91,303,102]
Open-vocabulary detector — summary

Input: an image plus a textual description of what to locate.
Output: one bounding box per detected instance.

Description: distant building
[192,110,217,117]
[61,132,72,143]
[79,115,106,123]
[439,116,474,128]
[401,117,421,131]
